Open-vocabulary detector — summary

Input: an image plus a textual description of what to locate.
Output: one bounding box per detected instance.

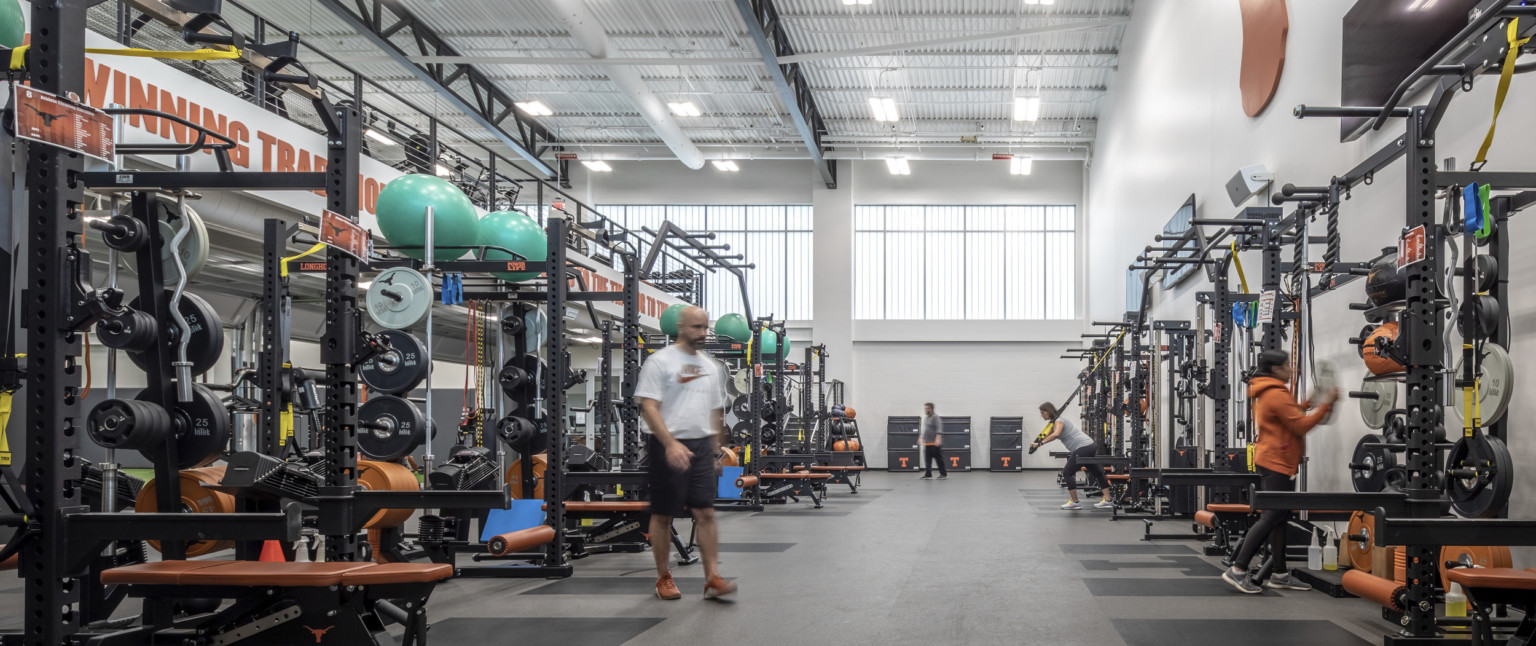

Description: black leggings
[1232,467,1296,573]
[1061,444,1105,491]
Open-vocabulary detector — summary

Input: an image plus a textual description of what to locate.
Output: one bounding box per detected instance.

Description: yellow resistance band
[1035,327,1128,444]
[11,44,243,71]
[0,390,11,466]
[1230,241,1251,293]
[1471,18,1530,171]
[280,243,326,278]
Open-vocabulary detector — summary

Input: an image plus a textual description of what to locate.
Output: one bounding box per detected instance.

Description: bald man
[636,306,737,601]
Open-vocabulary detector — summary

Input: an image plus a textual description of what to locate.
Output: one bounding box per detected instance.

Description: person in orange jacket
[1222,349,1339,594]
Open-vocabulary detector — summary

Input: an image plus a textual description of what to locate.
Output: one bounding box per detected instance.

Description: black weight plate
[730,421,753,444]
[127,292,224,377]
[761,427,780,446]
[1350,434,1395,493]
[87,399,171,451]
[1446,435,1513,519]
[1456,295,1500,340]
[1469,255,1498,292]
[135,384,231,469]
[731,395,752,419]
[358,395,428,461]
[359,330,428,395]
[497,416,546,454]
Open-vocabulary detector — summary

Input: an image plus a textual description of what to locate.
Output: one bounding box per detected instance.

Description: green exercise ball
[659,303,688,336]
[0,0,22,50]
[375,174,479,261]
[760,329,790,359]
[714,313,750,343]
[475,210,546,282]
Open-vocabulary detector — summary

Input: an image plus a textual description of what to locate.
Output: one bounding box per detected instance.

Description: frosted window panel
[746,205,785,231]
[1005,206,1044,231]
[926,232,965,319]
[887,206,924,231]
[968,205,1005,231]
[885,233,924,318]
[786,232,813,319]
[854,232,885,318]
[855,205,883,231]
[708,205,746,231]
[926,205,964,232]
[1047,206,1075,231]
[787,205,813,230]
[966,233,1004,319]
[670,205,706,232]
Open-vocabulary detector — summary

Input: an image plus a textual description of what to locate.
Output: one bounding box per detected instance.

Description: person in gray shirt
[920,403,946,479]
[1030,402,1112,509]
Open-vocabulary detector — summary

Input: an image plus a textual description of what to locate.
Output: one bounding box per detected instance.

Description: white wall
[1089,0,1536,530]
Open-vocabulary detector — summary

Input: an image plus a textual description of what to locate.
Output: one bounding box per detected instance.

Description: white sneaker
[1060,501,1082,510]
[1093,500,1114,509]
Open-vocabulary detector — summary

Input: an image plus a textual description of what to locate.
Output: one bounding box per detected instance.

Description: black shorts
[646,435,717,517]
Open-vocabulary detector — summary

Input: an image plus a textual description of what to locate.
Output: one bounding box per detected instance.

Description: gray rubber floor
[0,471,1405,645]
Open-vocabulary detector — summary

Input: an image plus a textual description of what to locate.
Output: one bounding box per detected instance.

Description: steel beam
[734,0,837,188]
[318,0,557,177]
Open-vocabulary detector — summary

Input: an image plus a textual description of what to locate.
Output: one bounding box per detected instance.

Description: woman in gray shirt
[1029,403,1113,510]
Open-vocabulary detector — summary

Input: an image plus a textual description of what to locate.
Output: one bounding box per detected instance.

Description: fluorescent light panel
[1014,96,1041,121]
[582,160,613,172]
[667,102,702,117]
[1010,157,1033,175]
[885,157,910,175]
[867,96,899,122]
[712,160,740,171]
[515,101,553,116]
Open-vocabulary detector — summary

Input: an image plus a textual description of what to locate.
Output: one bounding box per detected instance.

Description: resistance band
[280,242,326,278]
[1035,327,1128,445]
[10,44,242,71]
[0,390,11,466]
[1470,18,1530,171]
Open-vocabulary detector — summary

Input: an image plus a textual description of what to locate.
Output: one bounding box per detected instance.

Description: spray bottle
[1307,527,1323,570]
[1322,526,1339,571]
[1445,582,1467,617]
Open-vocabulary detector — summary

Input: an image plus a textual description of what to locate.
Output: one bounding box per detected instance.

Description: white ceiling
[183,0,1132,166]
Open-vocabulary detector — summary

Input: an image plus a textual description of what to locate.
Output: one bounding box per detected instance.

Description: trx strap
[1037,327,1128,445]
[280,242,326,278]
[1230,241,1251,294]
[10,44,243,71]
[1470,18,1529,171]
[1462,343,1478,438]
[281,403,295,449]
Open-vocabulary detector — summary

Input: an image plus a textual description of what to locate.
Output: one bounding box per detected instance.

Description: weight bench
[534,501,698,565]
[743,472,832,509]
[808,465,864,494]
[1200,503,1255,559]
[98,560,451,645]
[1442,568,1536,644]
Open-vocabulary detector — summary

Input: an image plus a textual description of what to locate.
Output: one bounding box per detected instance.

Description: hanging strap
[11,44,242,71]
[1470,18,1530,171]
[0,390,11,466]
[1230,241,1251,293]
[280,243,326,278]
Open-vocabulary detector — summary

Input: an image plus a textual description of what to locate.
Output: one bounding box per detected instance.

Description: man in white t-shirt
[636,306,737,601]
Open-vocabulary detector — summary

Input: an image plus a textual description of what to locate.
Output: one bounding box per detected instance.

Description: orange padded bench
[1107,474,1131,481]
[1205,503,1252,514]
[761,472,832,480]
[102,560,454,587]
[564,501,649,513]
[808,466,864,472]
[1442,568,1536,642]
[488,525,558,557]
[1195,510,1217,528]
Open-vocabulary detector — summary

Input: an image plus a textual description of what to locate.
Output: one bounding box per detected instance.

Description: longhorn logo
[25,103,68,127]
[304,626,334,643]
[1238,0,1288,117]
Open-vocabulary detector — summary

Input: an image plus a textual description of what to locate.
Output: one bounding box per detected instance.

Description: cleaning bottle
[1307,527,1322,570]
[1445,582,1467,617]
[1322,527,1339,571]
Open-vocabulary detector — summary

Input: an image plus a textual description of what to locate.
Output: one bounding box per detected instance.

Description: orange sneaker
[655,574,682,600]
[703,574,737,601]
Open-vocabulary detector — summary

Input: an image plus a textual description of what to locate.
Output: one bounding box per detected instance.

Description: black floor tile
[1083,577,1276,596]
[1111,619,1369,646]
[428,618,664,645]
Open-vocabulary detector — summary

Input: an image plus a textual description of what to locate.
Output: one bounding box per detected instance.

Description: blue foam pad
[480,499,546,543]
[718,466,744,499]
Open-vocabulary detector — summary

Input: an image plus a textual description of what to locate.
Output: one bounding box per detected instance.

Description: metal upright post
[544,216,570,573]
[621,252,642,470]
[319,98,363,562]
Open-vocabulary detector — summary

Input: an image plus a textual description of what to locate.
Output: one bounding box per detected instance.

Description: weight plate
[524,308,548,353]
[731,395,752,419]
[357,460,418,530]
[126,292,224,377]
[134,384,231,470]
[366,267,433,330]
[1350,434,1396,493]
[358,395,428,461]
[359,330,428,395]
[1358,379,1396,430]
[1469,255,1498,293]
[87,399,172,451]
[732,369,751,397]
[1346,512,1374,573]
[95,310,158,352]
[1309,360,1337,425]
[135,466,234,557]
[731,421,753,445]
[1439,546,1513,585]
[1457,294,1501,340]
[1445,434,1513,519]
[497,415,546,454]
[120,195,210,286]
[1451,342,1514,426]
[505,454,549,500]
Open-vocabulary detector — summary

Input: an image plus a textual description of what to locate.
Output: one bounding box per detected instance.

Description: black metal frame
[733,0,837,189]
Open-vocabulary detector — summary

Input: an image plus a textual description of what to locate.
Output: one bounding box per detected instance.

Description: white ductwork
[545,0,707,170]
[565,146,1090,163]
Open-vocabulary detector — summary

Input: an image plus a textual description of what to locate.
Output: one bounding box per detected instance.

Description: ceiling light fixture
[867,96,899,122]
[582,160,613,172]
[712,160,740,171]
[1013,96,1042,122]
[514,101,553,116]
[886,157,911,175]
[364,128,394,144]
[667,102,702,117]
[1010,157,1034,175]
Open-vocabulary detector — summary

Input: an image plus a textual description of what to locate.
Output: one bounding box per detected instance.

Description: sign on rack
[1397,225,1427,268]
[320,210,369,260]
[13,86,114,162]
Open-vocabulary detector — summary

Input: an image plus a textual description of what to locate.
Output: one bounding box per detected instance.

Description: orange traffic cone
[259,540,285,562]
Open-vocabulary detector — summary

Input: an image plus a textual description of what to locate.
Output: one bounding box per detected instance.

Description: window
[854,205,1076,320]
[597,204,813,320]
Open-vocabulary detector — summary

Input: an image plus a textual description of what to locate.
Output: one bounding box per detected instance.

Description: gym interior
[2,0,1534,644]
